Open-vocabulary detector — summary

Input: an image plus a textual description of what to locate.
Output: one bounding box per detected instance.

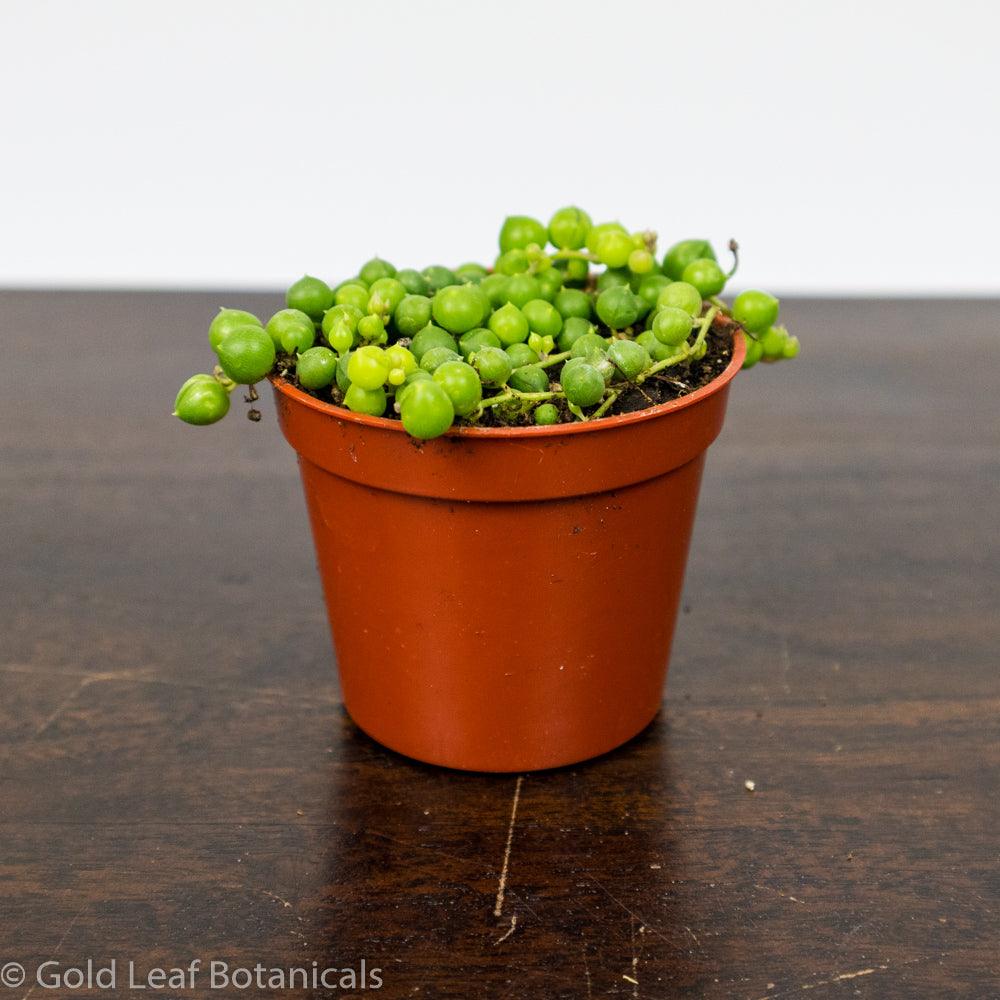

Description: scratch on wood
[629,916,640,998]
[494,913,517,945]
[580,942,593,999]
[501,890,542,924]
[2,662,329,708]
[805,965,887,987]
[32,678,93,737]
[780,635,791,672]
[581,872,674,949]
[261,889,293,909]
[493,775,524,918]
[366,828,473,867]
[21,905,86,999]
[754,883,806,904]
[756,963,890,999]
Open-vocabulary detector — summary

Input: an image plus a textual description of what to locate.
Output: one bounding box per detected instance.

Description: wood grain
[1,292,998,998]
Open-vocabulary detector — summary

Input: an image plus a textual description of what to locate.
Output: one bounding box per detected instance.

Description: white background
[1,0,997,294]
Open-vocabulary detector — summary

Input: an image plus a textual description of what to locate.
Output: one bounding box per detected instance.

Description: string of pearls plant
[175,209,798,439]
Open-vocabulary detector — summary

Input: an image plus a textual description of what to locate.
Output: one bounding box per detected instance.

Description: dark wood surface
[1,293,998,999]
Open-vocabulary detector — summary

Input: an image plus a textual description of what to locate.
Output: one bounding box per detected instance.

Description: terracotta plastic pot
[272,332,746,772]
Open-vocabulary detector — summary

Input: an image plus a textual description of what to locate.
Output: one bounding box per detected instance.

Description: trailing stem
[635,306,718,386]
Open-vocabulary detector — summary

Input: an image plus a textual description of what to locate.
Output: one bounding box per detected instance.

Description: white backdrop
[1,0,997,294]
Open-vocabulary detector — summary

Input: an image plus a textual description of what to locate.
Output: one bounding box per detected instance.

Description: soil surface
[279,314,738,427]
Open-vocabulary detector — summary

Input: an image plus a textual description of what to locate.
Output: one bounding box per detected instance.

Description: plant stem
[591,389,620,419]
[513,350,570,372]
[513,389,559,401]
[726,238,740,278]
[549,249,600,263]
[478,393,514,410]
[479,387,560,411]
[634,305,718,385]
[635,350,687,383]
[694,305,718,349]
[212,365,237,392]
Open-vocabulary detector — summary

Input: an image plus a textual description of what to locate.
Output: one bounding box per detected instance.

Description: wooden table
[2,293,997,998]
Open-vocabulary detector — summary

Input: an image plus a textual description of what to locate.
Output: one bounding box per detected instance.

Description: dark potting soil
[276,317,736,428]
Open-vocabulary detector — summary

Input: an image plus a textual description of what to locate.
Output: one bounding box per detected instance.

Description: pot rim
[271,329,745,439]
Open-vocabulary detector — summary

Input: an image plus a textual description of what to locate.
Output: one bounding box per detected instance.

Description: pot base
[343,699,663,773]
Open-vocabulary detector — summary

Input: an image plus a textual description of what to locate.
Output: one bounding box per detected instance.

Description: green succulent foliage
[176,211,795,438]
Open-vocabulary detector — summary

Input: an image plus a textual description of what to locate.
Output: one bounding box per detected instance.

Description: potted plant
[174,208,798,772]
